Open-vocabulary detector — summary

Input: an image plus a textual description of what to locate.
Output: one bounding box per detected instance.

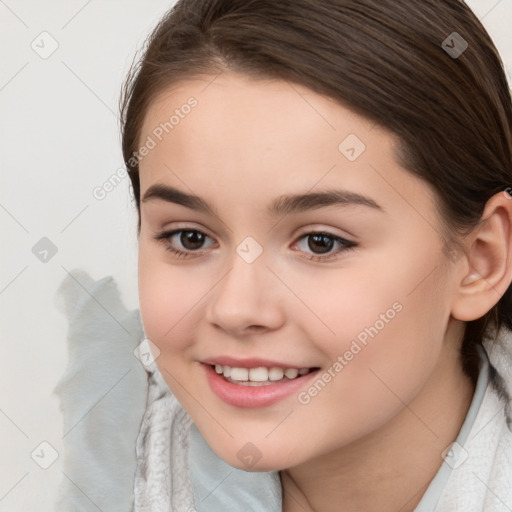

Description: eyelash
[153,228,357,262]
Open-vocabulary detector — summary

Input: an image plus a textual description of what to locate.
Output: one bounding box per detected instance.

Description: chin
[208,438,301,473]
[225,453,287,473]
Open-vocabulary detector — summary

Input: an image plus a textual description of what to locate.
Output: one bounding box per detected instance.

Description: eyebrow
[141,183,383,216]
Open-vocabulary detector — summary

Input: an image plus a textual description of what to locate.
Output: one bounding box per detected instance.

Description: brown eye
[180,230,206,250]
[307,233,335,254]
[153,228,215,258]
[293,231,357,262]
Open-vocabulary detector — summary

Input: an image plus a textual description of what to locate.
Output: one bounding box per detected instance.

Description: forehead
[139,72,392,177]
[142,71,380,143]
[137,72,440,229]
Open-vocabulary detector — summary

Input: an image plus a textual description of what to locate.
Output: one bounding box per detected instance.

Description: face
[137,71,458,471]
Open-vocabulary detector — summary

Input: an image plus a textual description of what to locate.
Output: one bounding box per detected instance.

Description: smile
[203,363,320,408]
[213,364,312,385]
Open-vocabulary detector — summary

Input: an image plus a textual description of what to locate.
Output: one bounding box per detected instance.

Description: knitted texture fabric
[133,359,195,512]
[432,328,512,511]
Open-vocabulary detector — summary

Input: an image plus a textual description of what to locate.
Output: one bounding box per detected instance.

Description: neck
[281,323,477,512]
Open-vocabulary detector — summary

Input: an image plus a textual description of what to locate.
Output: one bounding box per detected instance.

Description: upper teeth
[215,365,310,382]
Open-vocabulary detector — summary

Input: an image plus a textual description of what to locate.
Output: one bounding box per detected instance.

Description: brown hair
[119,0,512,382]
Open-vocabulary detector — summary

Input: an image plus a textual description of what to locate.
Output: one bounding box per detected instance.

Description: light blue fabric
[53,269,148,512]
[188,344,490,511]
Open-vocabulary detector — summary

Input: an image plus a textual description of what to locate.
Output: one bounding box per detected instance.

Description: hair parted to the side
[119,0,512,382]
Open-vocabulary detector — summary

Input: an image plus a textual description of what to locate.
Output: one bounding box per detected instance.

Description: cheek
[293,251,447,408]
[283,253,407,357]
[315,248,447,354]
[137,250,209,406]
[137,244,205,354]
[281,277,448,463]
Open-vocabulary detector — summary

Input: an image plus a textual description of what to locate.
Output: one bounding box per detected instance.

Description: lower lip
[203,363,319,408]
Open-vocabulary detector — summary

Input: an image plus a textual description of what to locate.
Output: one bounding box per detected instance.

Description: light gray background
[1,0,511,510]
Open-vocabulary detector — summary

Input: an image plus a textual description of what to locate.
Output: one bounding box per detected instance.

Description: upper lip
[202,356,314,369]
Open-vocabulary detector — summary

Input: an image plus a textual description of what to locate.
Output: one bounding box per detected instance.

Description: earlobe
[450,191,512,322]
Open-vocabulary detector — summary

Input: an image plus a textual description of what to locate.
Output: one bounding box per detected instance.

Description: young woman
[119,1,512,510]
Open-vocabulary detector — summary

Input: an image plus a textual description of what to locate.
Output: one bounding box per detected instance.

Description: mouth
[202,362,321,408]
[211,364,317,386]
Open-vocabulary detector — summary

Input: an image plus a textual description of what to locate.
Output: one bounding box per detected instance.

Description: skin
[136,71,512,511]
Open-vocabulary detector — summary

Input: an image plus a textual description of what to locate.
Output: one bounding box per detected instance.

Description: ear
[451,190,512,322]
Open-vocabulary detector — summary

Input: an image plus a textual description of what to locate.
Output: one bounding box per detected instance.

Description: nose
[205,249,285,337]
